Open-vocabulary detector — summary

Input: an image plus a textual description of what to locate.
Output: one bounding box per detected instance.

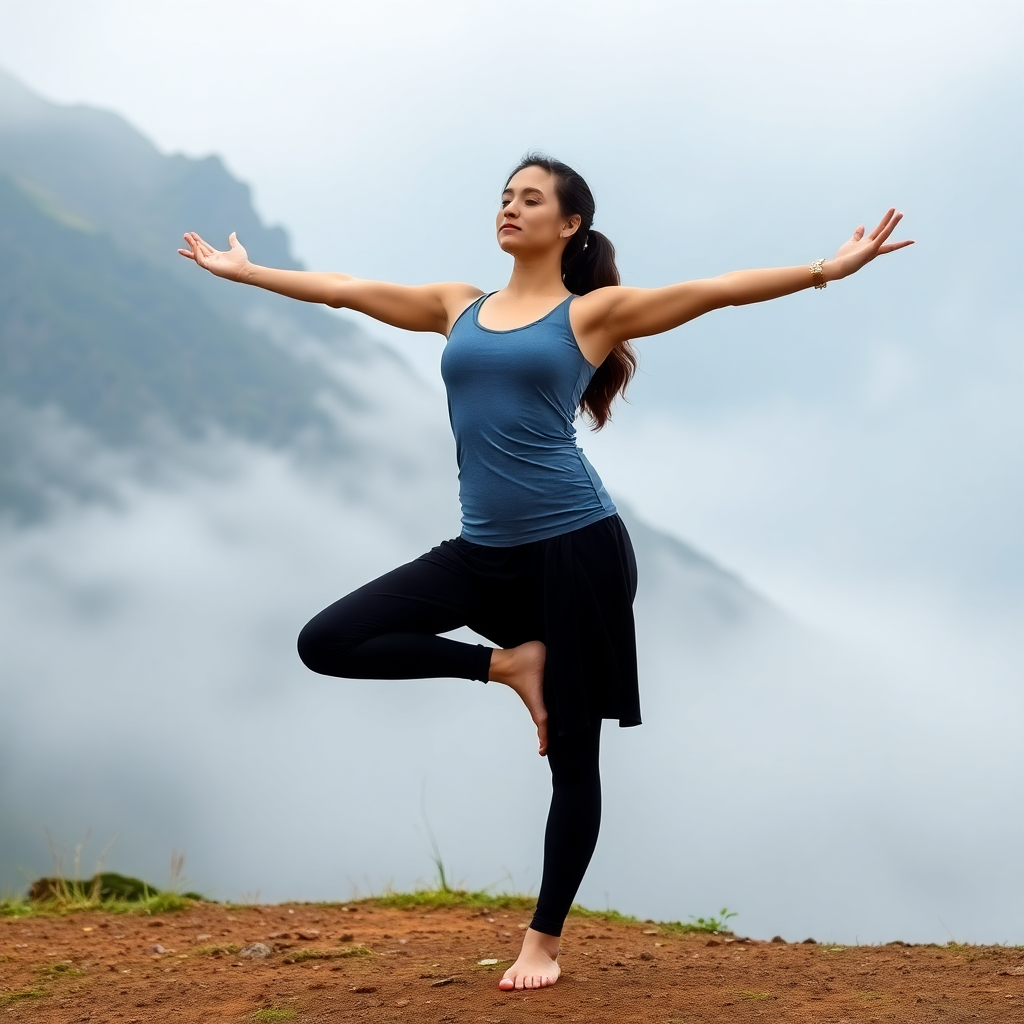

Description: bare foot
[498,927,560,991]
[488,641,548,755]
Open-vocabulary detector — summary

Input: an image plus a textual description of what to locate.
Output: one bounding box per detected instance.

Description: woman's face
[496,165,580,258]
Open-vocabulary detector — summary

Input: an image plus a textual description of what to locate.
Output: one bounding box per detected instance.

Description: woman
[179,154,912,990]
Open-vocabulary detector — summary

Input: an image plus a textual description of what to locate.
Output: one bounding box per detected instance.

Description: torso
[440,293,617,547]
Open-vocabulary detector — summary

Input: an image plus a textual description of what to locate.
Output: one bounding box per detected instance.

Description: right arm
[178,231,482,336]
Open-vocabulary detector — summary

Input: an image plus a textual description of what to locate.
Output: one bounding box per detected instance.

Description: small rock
[297,929,320,940]
[771,935,786,944]
[350,985,377,993]
[395,999,409,1007]
[196,934,212,942]
[239,943,273,960]
[151,944,166,954]
[478,958,499,965]
[431,976,464,987]
[706,939,721,947]
[338,933,354,942]
[801,938,818,944]
[642,929,659,935]
[639,951,654,961]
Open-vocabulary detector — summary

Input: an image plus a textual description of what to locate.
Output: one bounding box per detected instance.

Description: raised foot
[498,928,560,991]
[488,640,548,755]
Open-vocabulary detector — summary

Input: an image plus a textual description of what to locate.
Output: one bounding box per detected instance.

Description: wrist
[238,261,257,285]
[821,258,842,284]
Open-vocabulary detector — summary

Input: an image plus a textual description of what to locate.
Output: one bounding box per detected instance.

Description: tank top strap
[448,292,492,338]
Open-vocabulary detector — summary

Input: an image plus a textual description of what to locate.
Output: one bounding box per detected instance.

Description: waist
[456,451,616,546]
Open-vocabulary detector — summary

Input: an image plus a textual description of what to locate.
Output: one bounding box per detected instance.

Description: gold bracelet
[809,258,827,289]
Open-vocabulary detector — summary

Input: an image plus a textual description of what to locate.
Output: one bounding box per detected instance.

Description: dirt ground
[3,901,1023,1023]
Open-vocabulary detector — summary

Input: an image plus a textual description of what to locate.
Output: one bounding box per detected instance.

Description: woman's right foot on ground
[498,927,560,990]
[488,641,548,755]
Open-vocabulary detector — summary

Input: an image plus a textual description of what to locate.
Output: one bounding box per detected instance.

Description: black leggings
[297,543,603,937]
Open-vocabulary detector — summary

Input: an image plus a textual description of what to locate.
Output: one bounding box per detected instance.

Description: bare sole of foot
[488,641,548,755]
[498,927,561,991]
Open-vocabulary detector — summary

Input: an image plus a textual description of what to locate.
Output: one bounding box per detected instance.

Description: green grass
[370,888,537,913]
[1,890,197,919]
[192,944,242,957]
[37,961,84,979]
[364,888,735,934]
[252,1010,296,1022]
[0,988,46,1008]
[2,867,204,919]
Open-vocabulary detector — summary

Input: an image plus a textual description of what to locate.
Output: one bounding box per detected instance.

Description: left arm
[572,208,913,363]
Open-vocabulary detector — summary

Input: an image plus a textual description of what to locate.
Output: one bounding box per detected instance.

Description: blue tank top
[440,293,617,546]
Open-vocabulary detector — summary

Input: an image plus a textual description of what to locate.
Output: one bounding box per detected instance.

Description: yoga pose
[180,154,912,990]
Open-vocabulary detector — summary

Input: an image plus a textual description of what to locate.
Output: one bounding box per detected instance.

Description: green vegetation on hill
[0,174,327,445]
[0,69,380,521]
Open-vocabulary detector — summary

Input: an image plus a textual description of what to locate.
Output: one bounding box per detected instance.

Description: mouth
[499,223,520,233]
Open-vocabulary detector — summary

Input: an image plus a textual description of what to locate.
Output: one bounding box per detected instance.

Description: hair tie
[582,232,590,251]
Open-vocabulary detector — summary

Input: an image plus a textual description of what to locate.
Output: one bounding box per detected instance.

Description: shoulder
[438,283,486,336]
[568,284,643,335]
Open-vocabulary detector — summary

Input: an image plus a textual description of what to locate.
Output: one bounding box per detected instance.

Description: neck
[505,248,569,298]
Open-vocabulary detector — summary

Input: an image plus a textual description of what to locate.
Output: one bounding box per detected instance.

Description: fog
[2,420,1021,944]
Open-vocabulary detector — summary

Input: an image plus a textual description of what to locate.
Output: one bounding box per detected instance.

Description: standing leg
[499,722,603,990]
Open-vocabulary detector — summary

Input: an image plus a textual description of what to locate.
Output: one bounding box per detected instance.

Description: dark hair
[505,153,636,429]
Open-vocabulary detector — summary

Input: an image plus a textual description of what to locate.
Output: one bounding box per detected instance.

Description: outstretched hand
[177,231,249,281]
[830,209,914,280]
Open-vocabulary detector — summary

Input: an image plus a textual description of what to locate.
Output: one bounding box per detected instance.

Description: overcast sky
[2,1,1021,636]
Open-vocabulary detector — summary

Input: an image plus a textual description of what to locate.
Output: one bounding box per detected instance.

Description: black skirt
[423,513,641,736]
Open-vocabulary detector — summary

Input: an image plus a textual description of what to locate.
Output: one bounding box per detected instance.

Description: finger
[874,211,903,245]
[850,225,865,241]
[177,248,196,260]
[878,238,915,254]
[868,208,896,241]
[228,231,240,249]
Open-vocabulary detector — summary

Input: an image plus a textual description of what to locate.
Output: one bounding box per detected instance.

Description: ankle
[525,927,560,957]
[488,647,512,683]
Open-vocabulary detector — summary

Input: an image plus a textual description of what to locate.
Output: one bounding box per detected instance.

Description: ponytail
[506,154,637,430]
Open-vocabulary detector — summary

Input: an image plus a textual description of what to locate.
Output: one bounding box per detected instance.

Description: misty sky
[4,0,1020,652]
[2,1,1023,939]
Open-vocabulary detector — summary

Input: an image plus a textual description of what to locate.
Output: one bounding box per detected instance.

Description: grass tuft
[37,961,84,979]
[369,888,536,912]
[252,1010,296,1022]
[0,989,46,1008]
[192,944,241,957]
